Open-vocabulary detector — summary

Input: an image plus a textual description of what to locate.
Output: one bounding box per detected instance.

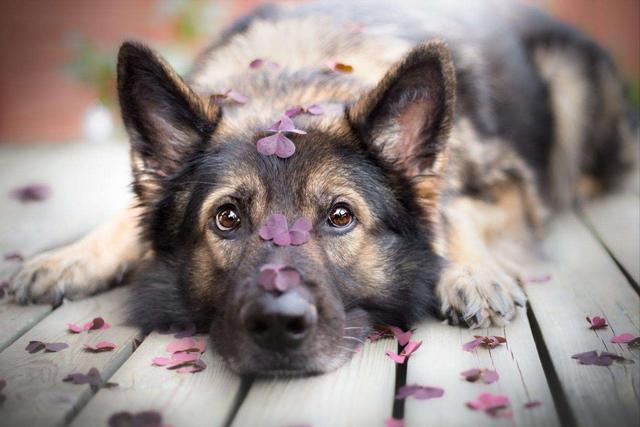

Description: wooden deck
[0,141,638,427]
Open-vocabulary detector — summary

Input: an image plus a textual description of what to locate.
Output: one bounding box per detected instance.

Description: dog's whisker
[343,326,365,330]
[343,336,365,344]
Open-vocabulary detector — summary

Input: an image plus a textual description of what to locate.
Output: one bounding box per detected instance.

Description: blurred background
[0,0,638,145]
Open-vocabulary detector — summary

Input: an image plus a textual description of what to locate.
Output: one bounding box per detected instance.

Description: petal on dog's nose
[257,263,300,292]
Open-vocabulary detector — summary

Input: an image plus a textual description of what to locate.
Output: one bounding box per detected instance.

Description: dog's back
[189,0,634,207]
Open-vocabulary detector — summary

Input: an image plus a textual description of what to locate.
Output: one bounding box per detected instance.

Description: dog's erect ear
[117,41,220,201]
[347,41,455,176]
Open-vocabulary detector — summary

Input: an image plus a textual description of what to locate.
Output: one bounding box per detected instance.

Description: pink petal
[587,316,608,329]
[83,341,116,352]
[611,333,638,344]
[274,134,296,159]
[463,338,482,352]
[274,268,301,292]
[388,326,412,347]
[482,369,500,384]
[385,351,406,364]
[289,230,310,245]
[384,418,404,427]
[257,134,280,156]
[152,357,171,366]
[400,340,422,357]
[166,337,205,354]
[68,323,84,334]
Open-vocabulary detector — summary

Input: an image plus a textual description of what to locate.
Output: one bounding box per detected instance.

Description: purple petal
[289,230,310,246]
[413,386,445,400]
[257,268,277,291]
[266,213,288,231]
[26,341,45,353]
[249,59,264,69]
[4,251,24,262]
[257,134,280,156]
[482,369,500,384]
[277,115,296,132]
[285,106,303,117]
[524,400,542,409]
[274,134,296,159]
[291,217,312,232]
[461,368,482,382]
[63,373,89,384]
[10,184,52,202]
[274,268,300,291]
[305,103,324,115]
[226,90,248,104]
[462,338,482,352]
[258,224,273,240]
[272,230,292,246]
[45,342,69,352]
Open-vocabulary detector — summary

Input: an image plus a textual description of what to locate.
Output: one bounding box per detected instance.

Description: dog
[9,0,634,376]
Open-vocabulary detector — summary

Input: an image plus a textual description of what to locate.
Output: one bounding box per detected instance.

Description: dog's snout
[242,290,317,351]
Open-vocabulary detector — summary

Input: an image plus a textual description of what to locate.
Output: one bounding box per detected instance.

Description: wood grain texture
[404,310,561,427]
[70,332,241,427]
[0,141,131,351]
[0,287,140,427]
[581,192,640,284]
[231,339,397,427]
[525,212,640,427]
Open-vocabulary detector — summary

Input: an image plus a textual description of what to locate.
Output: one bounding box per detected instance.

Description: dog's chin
[223,345,357,378]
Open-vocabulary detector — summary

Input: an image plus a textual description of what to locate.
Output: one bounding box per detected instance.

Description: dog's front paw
[9,245,113,305]
[437,263,527,328]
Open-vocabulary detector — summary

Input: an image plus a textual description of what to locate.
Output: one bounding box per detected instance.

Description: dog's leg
[437,184,541,328]
[10,204,147,305]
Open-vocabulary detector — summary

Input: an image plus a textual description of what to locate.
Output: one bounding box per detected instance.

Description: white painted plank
[525,212,640,427]
[0,287,140,427]
[581,192,640,283]
[70,332,241,427]
[232,339,396,427]
[404,310,561,427]
[0,141,131,350]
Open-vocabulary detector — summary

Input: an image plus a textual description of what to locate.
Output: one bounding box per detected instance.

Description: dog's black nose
[242,290,317,351]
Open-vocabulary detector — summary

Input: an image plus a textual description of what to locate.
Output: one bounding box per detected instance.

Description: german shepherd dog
[9,0,634,375]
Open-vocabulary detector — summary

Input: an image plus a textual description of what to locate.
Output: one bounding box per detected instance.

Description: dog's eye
[328,204,354,228]
[215,205,241,231]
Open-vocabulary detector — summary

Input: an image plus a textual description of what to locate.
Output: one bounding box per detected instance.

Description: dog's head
[119,40,455,376]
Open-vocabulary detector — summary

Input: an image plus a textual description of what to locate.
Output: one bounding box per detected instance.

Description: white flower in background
[82,102,113,143]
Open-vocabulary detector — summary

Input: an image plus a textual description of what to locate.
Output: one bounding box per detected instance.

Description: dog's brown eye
[328,205,354,228]
[215,205,241,231]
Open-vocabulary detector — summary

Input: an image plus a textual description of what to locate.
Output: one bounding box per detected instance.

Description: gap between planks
[0,287,141,427]
[524,211,640,427]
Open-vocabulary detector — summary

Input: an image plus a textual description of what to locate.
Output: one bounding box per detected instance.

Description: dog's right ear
[117,41,220,202]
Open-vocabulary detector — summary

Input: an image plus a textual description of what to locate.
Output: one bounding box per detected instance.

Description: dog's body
[10,0,633,375]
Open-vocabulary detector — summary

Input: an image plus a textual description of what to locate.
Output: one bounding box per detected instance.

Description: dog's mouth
[211,305,371,377]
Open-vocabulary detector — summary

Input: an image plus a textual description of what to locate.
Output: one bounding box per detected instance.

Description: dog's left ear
[117,41,220,202]
[347,41,455,176]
